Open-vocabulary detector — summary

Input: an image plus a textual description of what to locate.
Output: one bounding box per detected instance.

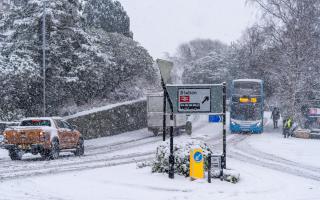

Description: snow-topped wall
[66,99,147,139]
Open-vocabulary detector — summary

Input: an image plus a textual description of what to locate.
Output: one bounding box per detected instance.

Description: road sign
[190,148,204,180]
[166,84,223,114]
[178,88,211,112]
[209,115,222,123]
[193,151,203,163]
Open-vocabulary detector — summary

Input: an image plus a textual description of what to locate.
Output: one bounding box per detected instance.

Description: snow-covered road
[1,114,320,200]
[225,113,320,182]
[0,115,217,181]
[0,129,159,180]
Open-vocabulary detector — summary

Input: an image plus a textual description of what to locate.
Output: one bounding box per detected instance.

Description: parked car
[147,93,192,136]
[2,117,84,160]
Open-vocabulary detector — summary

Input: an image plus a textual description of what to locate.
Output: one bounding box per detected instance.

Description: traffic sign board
[166,84,223,114]
[209,115,222,123]
[178,88,211,112]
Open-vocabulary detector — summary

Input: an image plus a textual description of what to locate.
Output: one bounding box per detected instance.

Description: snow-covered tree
[168,39,234,85]
[83,0,132,38]
[246,0,320,119]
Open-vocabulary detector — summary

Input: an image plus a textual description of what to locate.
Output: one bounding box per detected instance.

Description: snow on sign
[178,88,211,112]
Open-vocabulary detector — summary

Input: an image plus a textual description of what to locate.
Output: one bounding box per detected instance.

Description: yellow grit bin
[190,148,204,180]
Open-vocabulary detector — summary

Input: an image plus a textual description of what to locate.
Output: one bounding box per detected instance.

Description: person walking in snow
[283,117,293,138]
[271,107,280,128]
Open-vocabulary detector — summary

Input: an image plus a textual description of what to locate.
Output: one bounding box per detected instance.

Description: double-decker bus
[230,79,264,134]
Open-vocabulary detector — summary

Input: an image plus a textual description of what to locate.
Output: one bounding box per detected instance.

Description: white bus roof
[233,79,263,83]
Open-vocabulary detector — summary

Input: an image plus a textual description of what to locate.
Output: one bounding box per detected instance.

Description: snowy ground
[1,114,320,200]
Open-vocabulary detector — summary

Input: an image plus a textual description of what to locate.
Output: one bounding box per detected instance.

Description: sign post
[155,61,226,180]
[157,59,175,179]
[164,83,225,180]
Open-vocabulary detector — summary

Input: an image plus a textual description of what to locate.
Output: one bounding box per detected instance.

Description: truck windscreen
[20,120,51,127]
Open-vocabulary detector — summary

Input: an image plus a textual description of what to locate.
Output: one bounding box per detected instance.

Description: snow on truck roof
[233,79,263,83]
[21,117,63,121]
[166,83,223,87]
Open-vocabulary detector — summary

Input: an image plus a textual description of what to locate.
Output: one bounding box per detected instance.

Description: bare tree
[247,0,320,119]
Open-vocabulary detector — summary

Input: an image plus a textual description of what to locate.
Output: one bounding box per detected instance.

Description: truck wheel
[49,139,60,160]
[74,138,84,156]
[152,129,159,136]
[40,150,49,160]
[186,122,192,135]
[9,149,22,160]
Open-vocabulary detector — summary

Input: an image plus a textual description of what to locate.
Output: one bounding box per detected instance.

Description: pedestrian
[271,107,280,128]
[283,117,293,138]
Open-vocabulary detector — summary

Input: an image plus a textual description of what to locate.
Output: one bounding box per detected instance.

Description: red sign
[179,96,190,102]
[309,108,320,115]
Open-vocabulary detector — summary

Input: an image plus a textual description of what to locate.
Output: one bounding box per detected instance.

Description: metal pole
[169,111,174,179]
[42,0,46,117]
[222,82,227,169]
[161,81,174,179]
[208,153,211,183]
[162,79,166,142]
[164,88,174,179]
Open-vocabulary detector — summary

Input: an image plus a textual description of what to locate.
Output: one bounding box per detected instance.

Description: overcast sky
[118,0,258,59]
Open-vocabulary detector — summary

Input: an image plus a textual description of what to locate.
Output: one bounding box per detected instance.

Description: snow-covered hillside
[0,0,157,120]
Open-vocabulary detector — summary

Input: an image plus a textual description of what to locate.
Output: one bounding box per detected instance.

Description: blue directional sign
[193,152,203,163]
[209,115,222,123]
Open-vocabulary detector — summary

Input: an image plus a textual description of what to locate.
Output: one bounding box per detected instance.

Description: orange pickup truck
[3,117,84,160]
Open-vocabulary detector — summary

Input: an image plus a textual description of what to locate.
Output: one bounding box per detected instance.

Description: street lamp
[156,59,175,179]
[42,0,47,117]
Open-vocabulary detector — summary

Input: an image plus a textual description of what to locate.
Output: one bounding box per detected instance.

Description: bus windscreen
[233,81,261,96]
[231,103,262,121]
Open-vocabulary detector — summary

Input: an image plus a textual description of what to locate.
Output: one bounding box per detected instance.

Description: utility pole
[42,0,46,117]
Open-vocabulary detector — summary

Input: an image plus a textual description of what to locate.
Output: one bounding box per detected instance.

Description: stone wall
[66,100,147,139]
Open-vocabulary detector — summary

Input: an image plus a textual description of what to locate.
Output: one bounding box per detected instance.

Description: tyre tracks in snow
[227,127,320,182]
[0,134,161,181]
[0,151,154,181]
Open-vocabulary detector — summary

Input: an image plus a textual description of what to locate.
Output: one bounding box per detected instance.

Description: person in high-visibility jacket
[283,117,293,138]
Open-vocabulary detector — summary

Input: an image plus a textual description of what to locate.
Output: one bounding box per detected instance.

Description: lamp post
[162,78,167,142]
[222,82,227,169]
[156,59,175,179]
[42,0,46,117]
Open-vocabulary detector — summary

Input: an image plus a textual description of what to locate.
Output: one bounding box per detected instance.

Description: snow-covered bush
[151,139,212,177]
